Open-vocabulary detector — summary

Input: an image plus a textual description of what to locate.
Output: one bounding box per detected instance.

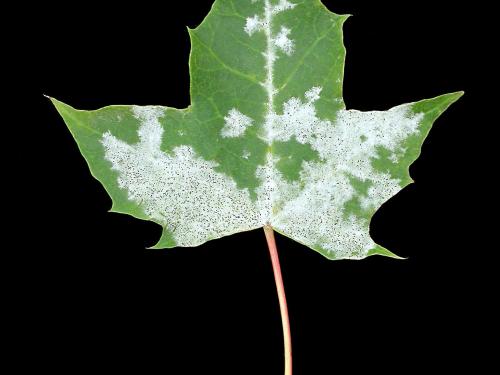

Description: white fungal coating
[274,26,294,55]
[264,90,423,257]
[305,86,322,102]
[272,0,296,14]
[101,106,261,247]
[221,108,253,138]
[244,15,262,36]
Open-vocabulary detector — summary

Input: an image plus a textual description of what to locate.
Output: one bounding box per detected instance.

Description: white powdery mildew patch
[274,26,294,55]
[388,153,398,163]
[101,106,261,247]
[247,0,295,11]
[261,88,424,258]
[305,86,322,102]
[273,163,372,258]
[244,15,262,36]
[221,108,253,138]
[272,0,296,13]
[388,147,406,164]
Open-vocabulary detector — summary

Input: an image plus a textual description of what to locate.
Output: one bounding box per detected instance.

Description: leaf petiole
[264,225,292,375]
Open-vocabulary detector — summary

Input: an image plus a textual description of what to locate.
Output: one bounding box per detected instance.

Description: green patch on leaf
[273,138,319,182]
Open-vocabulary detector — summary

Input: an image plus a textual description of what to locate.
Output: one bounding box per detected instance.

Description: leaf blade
[51,1,462,259]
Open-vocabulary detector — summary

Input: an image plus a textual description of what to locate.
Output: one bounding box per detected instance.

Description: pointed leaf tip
[367,246,406,260]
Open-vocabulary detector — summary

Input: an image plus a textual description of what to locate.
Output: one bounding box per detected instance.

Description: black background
[15,0,487,373]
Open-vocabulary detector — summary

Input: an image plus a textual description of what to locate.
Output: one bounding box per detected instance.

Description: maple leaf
[50,0,462,260]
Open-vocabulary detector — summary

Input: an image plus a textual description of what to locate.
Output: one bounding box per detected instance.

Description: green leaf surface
[50,0,462,260]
